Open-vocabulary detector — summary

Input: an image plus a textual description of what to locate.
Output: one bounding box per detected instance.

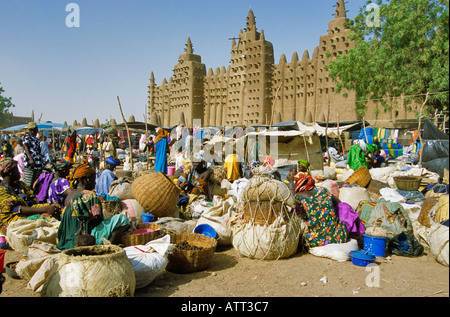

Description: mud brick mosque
[147,0,415,128]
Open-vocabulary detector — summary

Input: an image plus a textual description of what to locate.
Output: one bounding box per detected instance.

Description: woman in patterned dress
[294,172,348,248]
[56,162,130,250]
[0,158,59,235]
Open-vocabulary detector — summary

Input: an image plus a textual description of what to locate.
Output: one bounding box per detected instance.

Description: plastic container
[0,249,5,273]
[167,166,176,176]
[0,236,7,249]
[350,251,376,267]
[194,224,217,239]
[363,234,388,257]
[141,213,154,223]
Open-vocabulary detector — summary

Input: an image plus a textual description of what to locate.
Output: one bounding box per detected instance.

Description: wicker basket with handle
[131,172,181,217]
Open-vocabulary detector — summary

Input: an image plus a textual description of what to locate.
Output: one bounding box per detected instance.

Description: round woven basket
[131,172,181,217]
[166,233,217,274]
[242,200,284,225]
[120,223,163,247]
[346,166,371,188]
[394,176,422,191]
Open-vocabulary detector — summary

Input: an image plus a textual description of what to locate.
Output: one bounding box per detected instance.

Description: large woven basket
[367,179,390,200]
[131,172,181,217]
[242,200,283,225]
[166,233,217,274]
[394,176,422,191]
[346,166,371,188]
[120,223,163,247]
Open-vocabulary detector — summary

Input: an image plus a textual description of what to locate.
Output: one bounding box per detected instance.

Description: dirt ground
[1,244,448,298]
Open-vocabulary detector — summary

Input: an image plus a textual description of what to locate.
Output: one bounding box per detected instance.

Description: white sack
[339,187,371,210]
[428,222,449,267]
[124,235,171,289]
[6,219,60,255]
[309,239,359,262]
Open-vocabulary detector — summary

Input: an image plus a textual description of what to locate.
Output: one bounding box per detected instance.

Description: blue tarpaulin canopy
[1,122,67,132]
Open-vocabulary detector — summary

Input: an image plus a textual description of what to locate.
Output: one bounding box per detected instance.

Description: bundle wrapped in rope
[229,167,305,260]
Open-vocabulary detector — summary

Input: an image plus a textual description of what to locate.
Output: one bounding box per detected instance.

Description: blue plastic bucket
[363,234,388,257]
[194,224,217,239]
[141,213,154,223]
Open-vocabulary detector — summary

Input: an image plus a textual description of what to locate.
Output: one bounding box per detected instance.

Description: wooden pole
[418,92,429,168]
[325,100,331,166]
[337,114,346,154]
[144,106,149,169]
[117,96,133,171]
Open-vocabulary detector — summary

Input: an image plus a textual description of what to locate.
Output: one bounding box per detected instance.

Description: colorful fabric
[106,156,120,166]
[155,137,168,174]
[33,172,54,202]
[224,154,241,182]
[263,155,275,169]
[0,158,17,175]
[23,167,42,188]
[55,159,72,171]
[346,144,367,171]
[178,166,211,199]
[298,159,310,169]
[335,202,366,237]
[0,182,38,235]
[72,163,96,179]
[22,134,44,170]
[48,178,71,206]
[154,128,169,144]
[65,136,76,160]
[95,169,116,196]
[295,187,349,248]
[294,172,315,192]
[56,190,102,250]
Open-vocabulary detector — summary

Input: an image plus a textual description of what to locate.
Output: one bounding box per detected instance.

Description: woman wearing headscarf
[57,162,130,250]
[95,156,120,196]
[294,172,348,248]
[177,153,212,200]
[154,128,179,174]
[0,158,59,235]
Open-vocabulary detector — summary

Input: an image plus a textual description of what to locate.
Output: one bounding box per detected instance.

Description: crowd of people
[0,120,408,254]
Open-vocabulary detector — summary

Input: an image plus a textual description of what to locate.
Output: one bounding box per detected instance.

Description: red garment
[65,137,76,158]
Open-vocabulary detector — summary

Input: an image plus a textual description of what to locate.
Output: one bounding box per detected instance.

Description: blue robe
[155,138,168,174]
[95,169,116,195]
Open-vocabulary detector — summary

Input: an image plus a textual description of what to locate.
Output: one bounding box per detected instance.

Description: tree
[326,0,449,118]
[0,83,15,121]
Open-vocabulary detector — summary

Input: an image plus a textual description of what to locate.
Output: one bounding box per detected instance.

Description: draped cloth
[155,138,169,174]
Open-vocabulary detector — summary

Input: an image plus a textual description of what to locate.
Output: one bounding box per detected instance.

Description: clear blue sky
[0,0,367,126]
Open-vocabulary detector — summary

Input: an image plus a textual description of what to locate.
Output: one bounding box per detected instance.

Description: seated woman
[0,158,59,236]
[47,159,73,207]
[95,156,120,196]
[57,162,130,250]
[177,154,212,201]
[294,172,348,248]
